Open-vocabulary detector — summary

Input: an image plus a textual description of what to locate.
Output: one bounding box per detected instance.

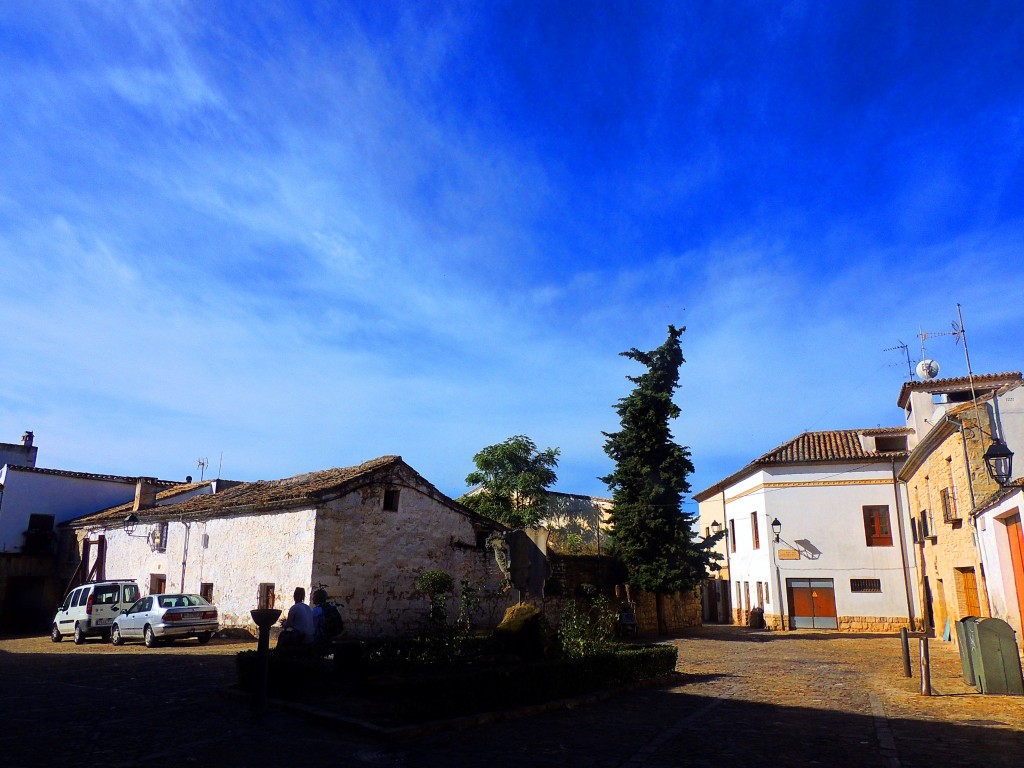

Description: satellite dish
[916,359,940,380]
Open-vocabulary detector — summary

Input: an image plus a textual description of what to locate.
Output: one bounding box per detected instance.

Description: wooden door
[1007,512,1024,630]
[787,578,838,629]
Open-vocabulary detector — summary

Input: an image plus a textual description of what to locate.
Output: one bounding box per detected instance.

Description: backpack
[318,602,344,639]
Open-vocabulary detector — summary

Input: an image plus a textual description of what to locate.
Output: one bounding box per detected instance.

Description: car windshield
[157,594,210,608]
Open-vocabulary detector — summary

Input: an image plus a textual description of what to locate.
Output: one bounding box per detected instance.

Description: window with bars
[851,578,882,593]
[940,487,958,523]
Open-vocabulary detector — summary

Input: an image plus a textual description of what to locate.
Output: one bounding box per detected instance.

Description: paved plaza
[2,625,1021,767]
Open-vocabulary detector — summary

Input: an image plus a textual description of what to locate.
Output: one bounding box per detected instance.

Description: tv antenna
[883,341,915,380]
[197,457,209,482]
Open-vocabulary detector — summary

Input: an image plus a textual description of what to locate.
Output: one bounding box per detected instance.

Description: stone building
[66,456,512,638]
[696,428,917,632]
[541,491,612,555]
[896,372,1024,644]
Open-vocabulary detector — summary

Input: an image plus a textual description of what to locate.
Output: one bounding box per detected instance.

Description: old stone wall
[631,589,702,633]
[908,411,996,646]
[310,465,513,639]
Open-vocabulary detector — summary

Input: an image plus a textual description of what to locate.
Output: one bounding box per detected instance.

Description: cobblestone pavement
[2,626,1022,767]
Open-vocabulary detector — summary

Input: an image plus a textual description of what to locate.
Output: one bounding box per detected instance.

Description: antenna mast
[884,341,915,380]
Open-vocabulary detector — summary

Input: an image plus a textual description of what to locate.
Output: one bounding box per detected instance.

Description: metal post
[900,627,912,678]
[919,636,932,695]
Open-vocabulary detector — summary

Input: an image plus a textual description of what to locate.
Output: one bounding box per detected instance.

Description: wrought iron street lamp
[710,519,722,536]
[123,513,140,536]
[771,518,782,542]
[983,438,1014,487]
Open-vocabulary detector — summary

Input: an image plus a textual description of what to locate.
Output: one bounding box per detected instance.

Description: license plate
[96,618,111,625]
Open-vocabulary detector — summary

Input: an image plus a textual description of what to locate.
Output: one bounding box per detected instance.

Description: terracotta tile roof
[753,429,910,464]
[84,481,216,520]
[694,428,910,501]
[896,372,1021,408]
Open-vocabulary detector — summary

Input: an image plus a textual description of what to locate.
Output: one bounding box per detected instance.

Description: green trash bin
[972,618,1024,695]
[955,617,978,686]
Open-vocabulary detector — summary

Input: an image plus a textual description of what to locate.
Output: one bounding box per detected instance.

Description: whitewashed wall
[723,462,918,624]
[0,469,137,552]
[977,491,1024,638]
[81,508,317,628]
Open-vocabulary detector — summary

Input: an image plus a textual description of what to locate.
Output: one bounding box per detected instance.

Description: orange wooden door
[1007,512,1024,629]
[812,584,837,619]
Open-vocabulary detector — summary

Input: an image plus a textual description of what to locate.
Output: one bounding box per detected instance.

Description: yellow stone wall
[906,409,997,645]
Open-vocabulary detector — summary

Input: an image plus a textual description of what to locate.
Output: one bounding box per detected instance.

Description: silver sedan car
[111,593,219,648]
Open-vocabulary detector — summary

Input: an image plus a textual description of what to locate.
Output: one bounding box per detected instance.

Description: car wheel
[144,625,157,648]
[111,625,123,646]
[51,624,62,643]
[73,624,86,645]
[197,632,212,645]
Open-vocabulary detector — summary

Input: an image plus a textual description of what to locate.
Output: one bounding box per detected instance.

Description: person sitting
[311,588,344,646]
[277,587,315,649]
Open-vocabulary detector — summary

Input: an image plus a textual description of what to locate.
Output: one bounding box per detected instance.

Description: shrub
[558,584,618,658]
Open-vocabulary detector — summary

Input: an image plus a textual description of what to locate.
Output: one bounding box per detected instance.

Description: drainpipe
[891,460,916,628]
[720,491,730,624]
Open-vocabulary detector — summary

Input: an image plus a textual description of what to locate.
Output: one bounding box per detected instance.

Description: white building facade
[697,429,919,632]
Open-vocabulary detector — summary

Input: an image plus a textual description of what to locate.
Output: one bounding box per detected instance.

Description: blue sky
[1,3,1023,511]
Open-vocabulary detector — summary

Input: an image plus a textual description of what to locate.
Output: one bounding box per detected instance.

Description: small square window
[200,583,214,603]
[383,488,401,512]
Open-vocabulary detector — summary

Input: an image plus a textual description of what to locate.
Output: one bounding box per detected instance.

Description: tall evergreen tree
[602,325,714,598]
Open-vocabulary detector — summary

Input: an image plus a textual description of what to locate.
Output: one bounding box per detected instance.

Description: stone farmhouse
[696,428,916,632]
[66,456,513,638]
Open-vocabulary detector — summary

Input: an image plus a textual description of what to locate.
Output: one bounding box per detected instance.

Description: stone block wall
[837,615,913,633]
[632,589,702,633]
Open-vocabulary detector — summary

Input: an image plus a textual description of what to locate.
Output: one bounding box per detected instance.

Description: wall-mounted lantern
[983,438,1014,487]
[771,518,782,542]
[123,513,141,536]
[710,520,722,536]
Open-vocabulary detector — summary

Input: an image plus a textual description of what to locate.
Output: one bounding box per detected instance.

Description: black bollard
[900,627,912,678]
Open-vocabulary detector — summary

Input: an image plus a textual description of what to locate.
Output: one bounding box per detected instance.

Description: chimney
[133,477,158,511]
[21,431,33,447]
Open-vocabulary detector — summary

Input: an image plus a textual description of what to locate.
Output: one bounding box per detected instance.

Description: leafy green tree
[459,435,560,528]
[601,326,717,608]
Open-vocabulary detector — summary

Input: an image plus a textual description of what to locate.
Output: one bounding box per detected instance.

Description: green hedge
[237,642,678,723]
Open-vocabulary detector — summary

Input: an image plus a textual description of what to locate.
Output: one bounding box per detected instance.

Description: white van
[51,580,141,644]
